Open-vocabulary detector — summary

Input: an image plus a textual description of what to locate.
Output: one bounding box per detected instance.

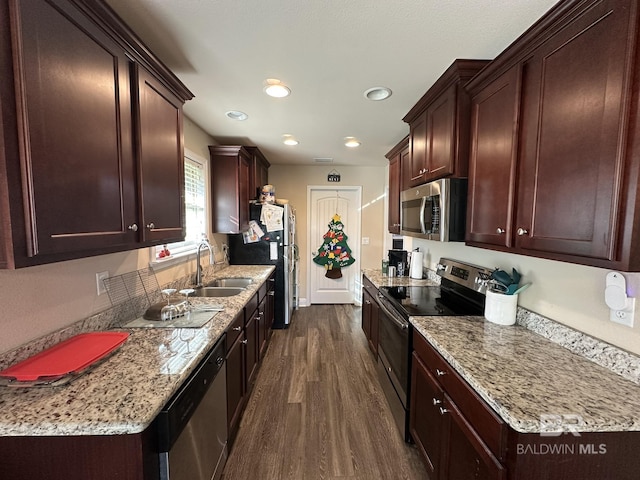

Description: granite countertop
[411,316,640,434]
[361,268,437,288]
[0,265,274,437]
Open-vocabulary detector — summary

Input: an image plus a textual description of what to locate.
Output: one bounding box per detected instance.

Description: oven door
[376,293,412,442]
[376,294,410,405]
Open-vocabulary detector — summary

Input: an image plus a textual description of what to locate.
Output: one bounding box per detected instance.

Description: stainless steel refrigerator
[227,203,296,328]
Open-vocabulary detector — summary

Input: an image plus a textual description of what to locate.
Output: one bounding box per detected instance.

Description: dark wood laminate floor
[221,304,428,480]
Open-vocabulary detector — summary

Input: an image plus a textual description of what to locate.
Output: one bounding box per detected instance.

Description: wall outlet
[610,298,635,327]
[96,271,109,296]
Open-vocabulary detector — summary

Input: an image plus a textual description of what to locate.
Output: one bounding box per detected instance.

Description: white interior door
[308,186,361,304]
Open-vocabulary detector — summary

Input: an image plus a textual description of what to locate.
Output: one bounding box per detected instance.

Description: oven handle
[377,294,409,330]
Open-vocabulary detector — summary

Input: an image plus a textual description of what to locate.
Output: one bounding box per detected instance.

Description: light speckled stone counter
[0,265,274,437]
[361,268,438,288]
[411,316,640,434]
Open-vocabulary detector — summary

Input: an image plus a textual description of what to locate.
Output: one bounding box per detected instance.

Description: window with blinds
[153,151,208,260]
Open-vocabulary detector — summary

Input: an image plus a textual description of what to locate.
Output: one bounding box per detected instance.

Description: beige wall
[0,117,224,355]
[268,164,386,305]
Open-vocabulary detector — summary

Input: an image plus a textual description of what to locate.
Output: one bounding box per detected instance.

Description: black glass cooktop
[379,284,484,318]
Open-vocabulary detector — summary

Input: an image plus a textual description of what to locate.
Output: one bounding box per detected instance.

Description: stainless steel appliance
[228,203,296,328]
[400,178,467,241]
[376,258,491,442]
[156,335,228,480]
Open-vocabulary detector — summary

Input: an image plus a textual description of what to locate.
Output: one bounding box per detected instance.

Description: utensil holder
[484,290,518,326]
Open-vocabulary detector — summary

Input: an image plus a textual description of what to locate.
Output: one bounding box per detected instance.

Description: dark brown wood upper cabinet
[0,0,192,268]
[466,0,640,270]
[467,65,521,248]
[134,65,185,244]
[403,59,489,187]
[245,146,270,202]
[210,145,270,233]
[385,136,408,234]
[209,145,252,234]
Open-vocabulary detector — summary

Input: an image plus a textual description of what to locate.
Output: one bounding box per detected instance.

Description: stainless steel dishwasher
[155,334,228,480]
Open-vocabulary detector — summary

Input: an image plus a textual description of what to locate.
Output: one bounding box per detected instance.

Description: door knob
[146,222,155,229]
[496,227,506,234]
[127,224,138,232]
[517,227,529,236]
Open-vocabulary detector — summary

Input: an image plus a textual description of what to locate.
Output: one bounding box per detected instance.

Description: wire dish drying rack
[103,267,162,308]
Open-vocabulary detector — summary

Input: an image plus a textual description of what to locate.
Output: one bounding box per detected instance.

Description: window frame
[149,147,209,268]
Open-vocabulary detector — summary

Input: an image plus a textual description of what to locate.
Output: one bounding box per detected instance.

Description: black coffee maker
[388,249,408,276]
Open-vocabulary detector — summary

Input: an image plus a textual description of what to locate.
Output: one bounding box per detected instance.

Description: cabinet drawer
[363,275,379,301]
[226,311,244,346]
[412,330,449,378]
[413,330,507,460]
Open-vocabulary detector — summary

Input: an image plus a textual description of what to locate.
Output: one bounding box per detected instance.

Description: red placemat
[0,332,129,382]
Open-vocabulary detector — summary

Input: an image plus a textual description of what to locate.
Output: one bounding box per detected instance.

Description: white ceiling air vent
[313,158,333,163]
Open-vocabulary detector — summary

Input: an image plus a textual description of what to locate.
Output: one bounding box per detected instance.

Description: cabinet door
[257,297,267,359]
[245,313,258,389]
[426,86,456,180]
[408,111,428,187]
[7,0,137,259]
[238,153,250,230]
[441,394,506,480]
[515,0,634,260]
[467,65,521,247]
[388,149,402,234]
[134,65,185,244]
[369,297,379,356]
[226,328,246,443]
[410,353,445,479]
[361,288,372,342]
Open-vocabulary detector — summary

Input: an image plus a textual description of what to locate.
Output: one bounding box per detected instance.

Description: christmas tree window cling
[313,213,355,279]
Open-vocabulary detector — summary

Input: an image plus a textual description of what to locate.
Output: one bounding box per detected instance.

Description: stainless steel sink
[192,286,245,297]
[206,277,253,288]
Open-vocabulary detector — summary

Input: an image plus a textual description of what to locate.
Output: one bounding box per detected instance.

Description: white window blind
[153,151,208,261]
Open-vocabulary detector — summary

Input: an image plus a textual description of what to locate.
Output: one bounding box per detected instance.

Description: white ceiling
[105,0,558,167]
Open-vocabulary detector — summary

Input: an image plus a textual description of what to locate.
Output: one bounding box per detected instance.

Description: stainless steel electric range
[375,257,492,442]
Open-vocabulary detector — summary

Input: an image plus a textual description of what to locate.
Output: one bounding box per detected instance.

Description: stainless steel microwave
[400,178,467,241]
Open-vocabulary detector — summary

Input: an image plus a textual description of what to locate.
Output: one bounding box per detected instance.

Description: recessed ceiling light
[363,86,392,101]
[344,137,361,148]
[282,134,299,146]
[264,78,291,98]
[225,110,248,121]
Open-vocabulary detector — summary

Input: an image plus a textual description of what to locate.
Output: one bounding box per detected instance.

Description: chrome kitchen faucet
[195,239,215,288]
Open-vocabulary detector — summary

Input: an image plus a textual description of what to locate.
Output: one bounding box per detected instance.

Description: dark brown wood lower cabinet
[412,329,640,479]
[410,353,444,478]
[226,320,246,447]
[441,394,505,480]
[0,429,158,480]
[361,276,380,356]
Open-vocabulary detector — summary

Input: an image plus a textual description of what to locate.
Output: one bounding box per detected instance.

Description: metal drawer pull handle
[127,224,138,232]
[432,398,441,406]
[146,222,155,229]
[436,369,446,376]
[241,339,248,345]
[496,227,505,234]
[439,407,449,415]
[232,326,242,331]
[517,227,529,236]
